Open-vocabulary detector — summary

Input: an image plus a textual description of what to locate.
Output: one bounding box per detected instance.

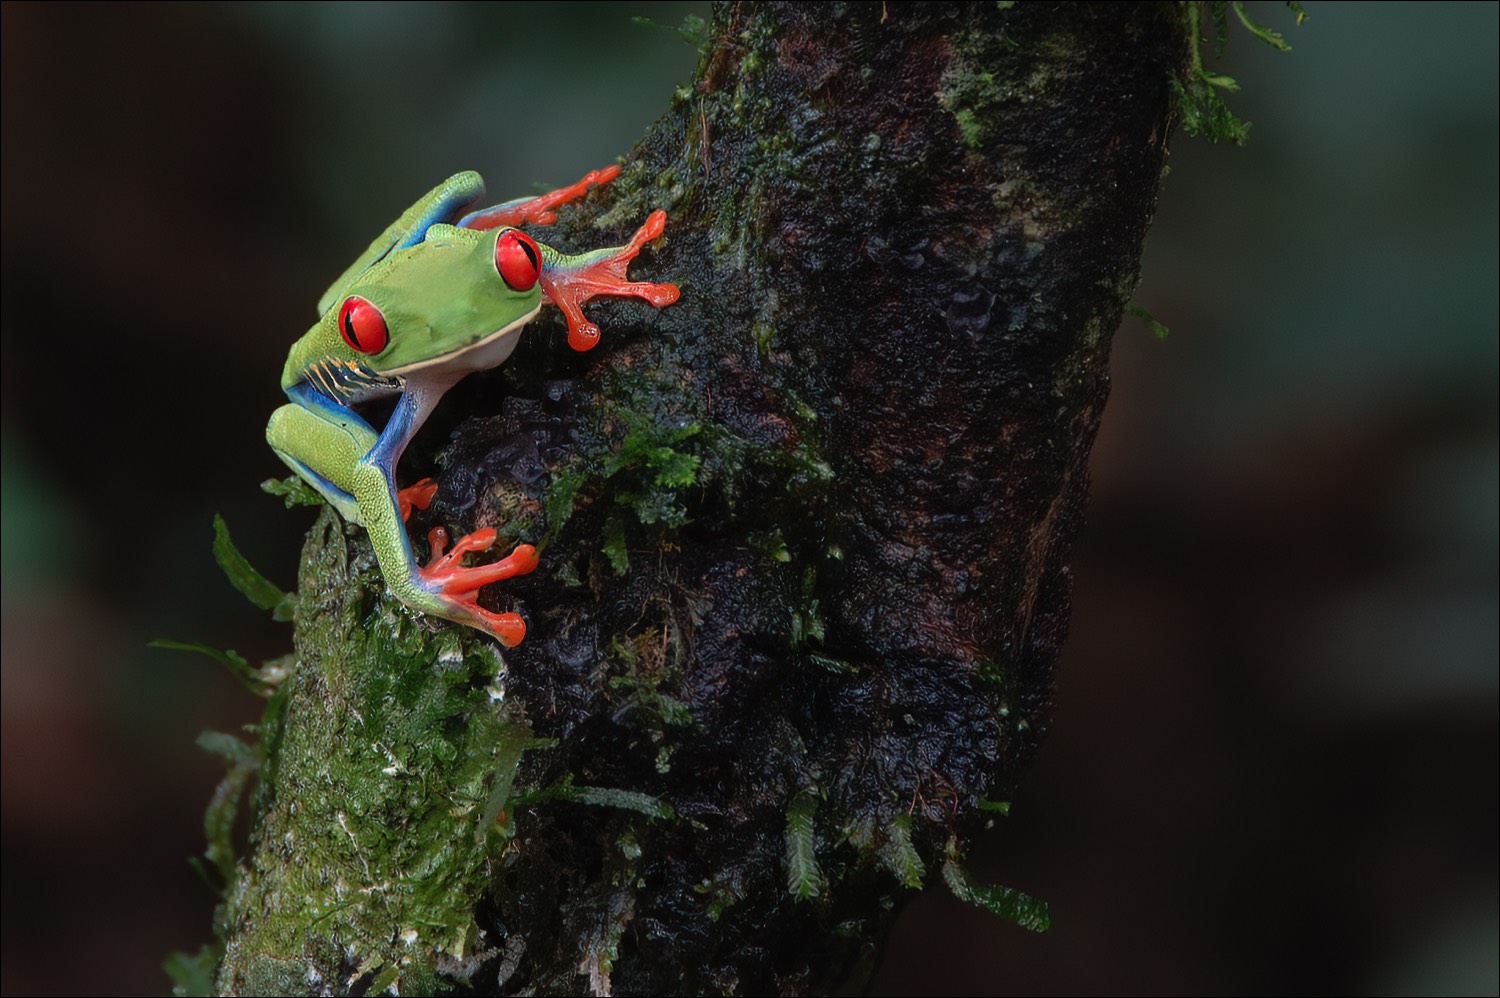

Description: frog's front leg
[456,166,679,351]
[267,384,538,646]
[538,211,680,352]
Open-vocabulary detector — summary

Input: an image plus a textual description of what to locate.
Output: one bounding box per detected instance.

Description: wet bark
[216,3,1187,995]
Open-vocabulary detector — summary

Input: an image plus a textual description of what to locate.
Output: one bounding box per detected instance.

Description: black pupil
[343,309,360,348]
[519,238,538,272]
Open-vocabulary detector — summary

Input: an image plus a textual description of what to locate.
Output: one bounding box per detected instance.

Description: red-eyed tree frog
[267,166,678,647]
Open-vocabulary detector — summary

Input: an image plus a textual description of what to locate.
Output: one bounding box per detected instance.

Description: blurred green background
[2,4,1494,995]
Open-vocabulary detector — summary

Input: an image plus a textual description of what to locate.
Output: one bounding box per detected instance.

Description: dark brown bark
[217,3,1186,995]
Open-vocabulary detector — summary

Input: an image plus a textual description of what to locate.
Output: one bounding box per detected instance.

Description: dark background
[2,4,1494,995]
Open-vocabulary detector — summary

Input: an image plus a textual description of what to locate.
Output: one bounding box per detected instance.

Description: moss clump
[216,509,543,995]
[1175,1,1306,144]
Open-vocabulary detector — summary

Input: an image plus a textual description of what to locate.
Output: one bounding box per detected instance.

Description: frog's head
[284,222,543,390]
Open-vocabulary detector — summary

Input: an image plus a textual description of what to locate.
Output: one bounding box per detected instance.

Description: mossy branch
[203,3,1194,995]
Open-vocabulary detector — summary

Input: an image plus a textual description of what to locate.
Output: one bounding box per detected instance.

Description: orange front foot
[418,526,540,647]
[397,478,438,522]
[542,209,681,352]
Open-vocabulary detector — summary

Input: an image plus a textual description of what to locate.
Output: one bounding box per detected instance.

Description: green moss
[607,628,696,735]
[693,875,745,922]
[805,652,857,675]
[215,510,546,994]
[610,673,695,729]
[543,405,708,574]
[752,527,792,564]
[878,814,926,890]
[602,515,631,574]
[540,462,585,540]
[952,107,984,150]
[792,565,827,646]
[936,22,1026,154]
[165,945,218,998]
[1126,300,1172,339]
[629,12,709,49]
[1176,1,1306,144]
[150,639,265,695]
[260,474,325,509]
[791,599,825,645]
[196,732,257,886]
[785,790,827,901]
[513,774,675,820]
[212,514,295,621]
[941,859,1051,933]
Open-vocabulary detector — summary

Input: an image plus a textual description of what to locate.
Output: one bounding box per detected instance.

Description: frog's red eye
[338,296,388,354]
[495,230,541,292]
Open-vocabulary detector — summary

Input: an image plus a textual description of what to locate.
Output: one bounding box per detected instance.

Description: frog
[267,165,678,647]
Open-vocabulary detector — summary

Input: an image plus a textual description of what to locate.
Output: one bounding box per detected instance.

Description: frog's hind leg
[267,401,374,525]
[269,389,541,647]
[414,527,540,647]
[456,165,621,231]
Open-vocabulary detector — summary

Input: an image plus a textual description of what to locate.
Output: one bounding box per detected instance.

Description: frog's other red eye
[338,296,388,354]
[495,230,541,292]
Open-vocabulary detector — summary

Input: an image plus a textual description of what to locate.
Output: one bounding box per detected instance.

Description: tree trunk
[215,3,1186,994]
